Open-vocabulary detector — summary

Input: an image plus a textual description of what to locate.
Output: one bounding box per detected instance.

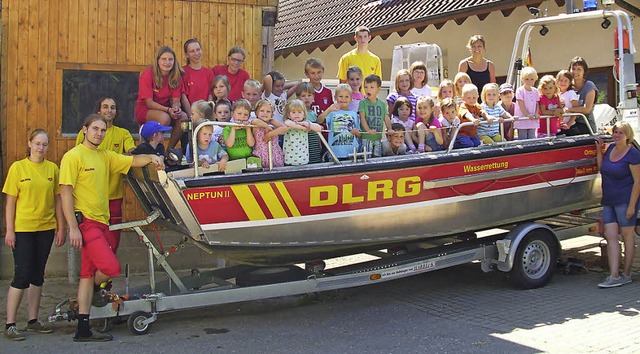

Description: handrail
[190,120,343,177]
[444,113,594,153]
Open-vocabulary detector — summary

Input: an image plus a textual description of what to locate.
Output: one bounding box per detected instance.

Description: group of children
[145,55,585,170]
[380,63,585,151]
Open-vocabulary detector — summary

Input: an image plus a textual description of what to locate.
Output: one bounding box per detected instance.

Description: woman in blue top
[596,121,640,288]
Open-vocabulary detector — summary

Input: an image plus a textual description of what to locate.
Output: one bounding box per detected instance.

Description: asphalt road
[2,235,640,353]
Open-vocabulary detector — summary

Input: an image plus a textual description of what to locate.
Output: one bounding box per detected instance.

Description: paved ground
[1,235,640,353]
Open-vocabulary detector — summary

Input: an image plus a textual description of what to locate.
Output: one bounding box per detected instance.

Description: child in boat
[454,83,483,149]
[223,99,255,161]
[556,70,580,135]
[514,66,540,140]
[304,58,334,116]
[283,99,322,165]
[346,66,365,112]
[190,100,214,125]
[499,83,515,140]
[387,69,417,121]
[211,75,230,104]
[262,71,298,124]
[453,72,471,106]
[391,97,417,153]
[537,75,563,137]
[296,82,323,163]
[212,99,232,145]
[186,122,228,171]
[318,84,361,159]
[359,74,391,157]
[479,83,510,144]
[439,98,461,148]
[252,99,286,168]
[414,96,443,152]
[132,121,171,156]
[434,79,455,118]
[382,123,408,156]
[410,61,432,98]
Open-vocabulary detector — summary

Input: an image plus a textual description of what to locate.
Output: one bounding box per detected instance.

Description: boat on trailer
[129,134,602,265]
[49,7,639,335]
[127,7,639,267]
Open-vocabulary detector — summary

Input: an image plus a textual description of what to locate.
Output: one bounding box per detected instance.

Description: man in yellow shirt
[76,97,136,254]
[337,26,383,87]
[60,114,164,342]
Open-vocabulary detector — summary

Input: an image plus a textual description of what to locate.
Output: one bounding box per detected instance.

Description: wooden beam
[454,17,466,26]
[434,22,446,30]
[397,29,408,37]
[380,33,391,40]
[501,8,514,17]
[554,0,566,6]
[476,13,489,21]
[415,25,427,34]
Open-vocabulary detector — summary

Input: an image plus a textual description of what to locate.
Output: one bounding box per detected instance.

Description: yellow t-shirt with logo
[76,125,135,199]
[2,158,59,232]
[337,49,383,82]
[60,144,133,225]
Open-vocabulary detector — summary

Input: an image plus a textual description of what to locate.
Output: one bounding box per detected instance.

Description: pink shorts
[79,218,121,279]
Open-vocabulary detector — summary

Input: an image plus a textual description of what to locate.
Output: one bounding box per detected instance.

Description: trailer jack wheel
[509,230,558,289]
[127,311,153,335]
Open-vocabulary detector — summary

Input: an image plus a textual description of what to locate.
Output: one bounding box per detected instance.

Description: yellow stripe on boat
[275,182,301,217]
[255,183,288,218]
[230,185,266,220]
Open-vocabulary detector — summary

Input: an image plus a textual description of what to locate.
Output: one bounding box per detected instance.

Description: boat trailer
[49,207,600,335]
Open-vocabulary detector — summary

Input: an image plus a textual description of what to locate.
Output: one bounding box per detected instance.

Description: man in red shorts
[60,114,164,342]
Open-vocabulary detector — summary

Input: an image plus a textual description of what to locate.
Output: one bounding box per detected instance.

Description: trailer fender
[496,222,560,272]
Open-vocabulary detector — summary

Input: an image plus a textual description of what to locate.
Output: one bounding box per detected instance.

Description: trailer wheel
[127,311,152,335]
[509,230,558,289]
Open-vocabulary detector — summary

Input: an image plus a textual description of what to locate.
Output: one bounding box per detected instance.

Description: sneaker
[3,325,26,341]
[99,279,113,292]
[598,275,626,288]
[24,320,53,333]
[91,290,109,308]
[621,273,633,285]
[73,331,113,342]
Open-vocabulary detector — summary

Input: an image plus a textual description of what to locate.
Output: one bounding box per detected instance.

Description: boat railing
[191,120,340,177]
[445,113,593,153]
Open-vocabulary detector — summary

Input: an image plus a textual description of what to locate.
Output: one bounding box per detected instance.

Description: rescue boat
[128,132,601,265]
[126,9,638,266]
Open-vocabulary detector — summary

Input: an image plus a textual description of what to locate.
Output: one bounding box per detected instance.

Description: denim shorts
[602,203,639,227]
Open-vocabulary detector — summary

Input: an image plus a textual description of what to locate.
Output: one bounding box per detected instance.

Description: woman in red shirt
[135,46,188,150]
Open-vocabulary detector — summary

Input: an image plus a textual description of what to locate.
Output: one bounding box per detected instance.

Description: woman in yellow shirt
[3,129,65,341]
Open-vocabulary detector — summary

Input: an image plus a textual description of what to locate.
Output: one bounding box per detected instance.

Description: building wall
[274,3,640,86]
[0,0,276,278]
[1,0,275,219]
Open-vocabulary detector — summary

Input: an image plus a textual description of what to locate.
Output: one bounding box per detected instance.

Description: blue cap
[140,121,171,140]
